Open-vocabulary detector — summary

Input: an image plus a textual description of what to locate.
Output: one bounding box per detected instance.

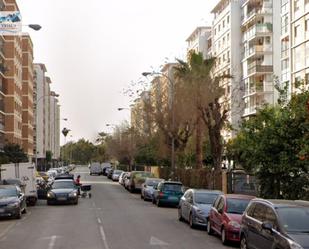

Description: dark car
[178,189,222,228]
[152,181,183,207]
[47,179,78,205]
[103,166,112,176]
[240,199,309,249]
[0,185,27,219]
[207,194,255,244]
[54,173,74,180]
[107,168,114,179]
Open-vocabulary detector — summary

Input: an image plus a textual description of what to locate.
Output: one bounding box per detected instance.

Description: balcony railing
[243,23,273,41]
[247,62,273,75]
[242,6,273,24]
[245,81,273,96]
[243,44,272,59]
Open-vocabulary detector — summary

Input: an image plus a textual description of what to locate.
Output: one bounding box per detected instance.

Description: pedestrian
[75,175,81,186]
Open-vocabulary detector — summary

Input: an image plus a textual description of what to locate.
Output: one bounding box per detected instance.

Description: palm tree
[174,51,229,172]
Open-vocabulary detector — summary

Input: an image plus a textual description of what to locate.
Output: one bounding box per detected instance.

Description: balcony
[243,23,273,42]
[247,62,273,75]
[243,44,272,59]
[244,81,273,96]
[242,5,272,25]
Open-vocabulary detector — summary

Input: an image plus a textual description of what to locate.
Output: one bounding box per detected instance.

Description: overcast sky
[18,0,217,144]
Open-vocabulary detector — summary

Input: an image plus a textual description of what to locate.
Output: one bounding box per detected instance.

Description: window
[281,14,288,35]
[227,33,230,42]
[306,19,309,32]
[223,20,225,28]
[227,15,230,24]
[294,0,300,13]
[295,25,300,38]
[264,206,278,228]
[246,202,256,217]
[218,24,221,32]
[252,203,267,222]
[216,197,225,212]
[223,54,226,62]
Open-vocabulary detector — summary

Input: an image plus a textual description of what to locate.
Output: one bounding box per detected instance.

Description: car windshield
[163,184,182,192]
[146,180,162,186]
[0,187,17,197]
[134,172,152,178]
[52,181,75,189]
[277,207,309,233]
[226,198,251,214]
[195,193,218,204]
[113,170,123,175]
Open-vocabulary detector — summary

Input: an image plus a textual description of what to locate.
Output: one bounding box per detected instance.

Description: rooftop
[186,26,211,42]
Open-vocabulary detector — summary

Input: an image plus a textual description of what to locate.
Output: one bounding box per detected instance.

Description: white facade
[186,26,212,59]
[34,64,60,161]
[34,64,46,159]
[211,0,245,139]
[241,0,281,117]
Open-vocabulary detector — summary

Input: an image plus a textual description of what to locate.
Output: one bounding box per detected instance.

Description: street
[0,166,235,249]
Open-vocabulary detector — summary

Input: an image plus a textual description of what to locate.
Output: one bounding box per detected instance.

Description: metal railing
[247,62,273,75]
[243,23,273,41]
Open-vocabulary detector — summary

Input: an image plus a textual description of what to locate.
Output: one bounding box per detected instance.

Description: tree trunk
[195,115,203,169]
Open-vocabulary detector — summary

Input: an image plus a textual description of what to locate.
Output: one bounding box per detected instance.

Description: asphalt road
[0,166,236,249]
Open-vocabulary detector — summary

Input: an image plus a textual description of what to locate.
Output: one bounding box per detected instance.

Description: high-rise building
[2,0,23,146]
[21,34,34,157]
[211,0,245,139]
[241,0,281,117]
[186,26,212,59]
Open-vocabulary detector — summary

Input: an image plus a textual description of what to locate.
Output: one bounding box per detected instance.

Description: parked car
[240,199,309,249]
[46,179,78,205]
[207,194,255,245]
[89,162,102,175]
[107,168,114,179]
[0,185,27,219]
[112,170,124,181]
[118,172,127,185]
[102,163,112,176]
[152,181,183,207]
[178,189,222,228]
[104,167,112,176]
[127,171,154,192]
[141,177,164,201]
[124,173,131,189]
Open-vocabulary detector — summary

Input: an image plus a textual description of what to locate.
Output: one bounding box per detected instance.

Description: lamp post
[34,92,59,170]
[142,71,176,179]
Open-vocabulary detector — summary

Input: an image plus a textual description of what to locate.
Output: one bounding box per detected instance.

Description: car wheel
[221,227,227,245]
[189,213,195,228]
[152,197,156,204]
[207,219,213,235]
[240,235,248,249]
[141,194,144,199]
[22,207,27,214]
[156,198,161,207]
[178,207,184,221]
[47,200,52,205]
[74,199,78,205]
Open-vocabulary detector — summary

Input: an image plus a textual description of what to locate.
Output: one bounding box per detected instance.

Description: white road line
[0,222,15,239]
[48,235,57,249]
[99,225,110,249]
[97,218,102,224]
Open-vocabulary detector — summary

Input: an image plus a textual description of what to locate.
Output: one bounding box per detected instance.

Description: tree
[175,51,229,172]
[227,90,309,199]
[3,143,28,163]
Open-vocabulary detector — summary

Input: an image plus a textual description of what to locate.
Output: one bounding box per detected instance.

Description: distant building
[186,26,212,59]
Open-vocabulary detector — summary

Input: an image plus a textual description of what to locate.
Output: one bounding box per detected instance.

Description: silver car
[141,178,164,201]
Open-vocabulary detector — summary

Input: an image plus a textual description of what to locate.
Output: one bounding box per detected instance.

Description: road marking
[97,218,102,224]
[48,235,57,249]
[99,225,110,249]
[0,222,15,239]
[149,236,169,247]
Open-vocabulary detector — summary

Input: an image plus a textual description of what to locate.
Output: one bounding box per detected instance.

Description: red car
[207,194,255,245]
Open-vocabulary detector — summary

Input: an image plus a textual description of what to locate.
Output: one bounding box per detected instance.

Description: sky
[17,0,217,144]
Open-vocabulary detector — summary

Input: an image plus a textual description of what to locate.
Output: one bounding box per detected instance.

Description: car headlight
[69,191,77,197]
[228,221,241,229]
[288,239,303,249]
[47,192,55,198]
[7,202,19,208]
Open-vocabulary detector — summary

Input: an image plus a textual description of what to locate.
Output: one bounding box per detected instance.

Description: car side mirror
[262,222,273,232]
[19,193,24,198]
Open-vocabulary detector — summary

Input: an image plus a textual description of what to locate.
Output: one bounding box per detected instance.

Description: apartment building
[211,0,244,139]
[186,26,212,59]
[21,34,34,157]
[2,0,23,147]
[49,93,60,160]
[289,0,309,91]
[131,91,151,136]
[241,0,281,117]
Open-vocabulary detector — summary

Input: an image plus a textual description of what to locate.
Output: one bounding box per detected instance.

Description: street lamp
[26,24,42,31]
[142,71,176,179]
[117,108,130,111]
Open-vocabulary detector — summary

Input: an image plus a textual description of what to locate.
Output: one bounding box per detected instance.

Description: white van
[90,162,102,175]
[1,162,38,206]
